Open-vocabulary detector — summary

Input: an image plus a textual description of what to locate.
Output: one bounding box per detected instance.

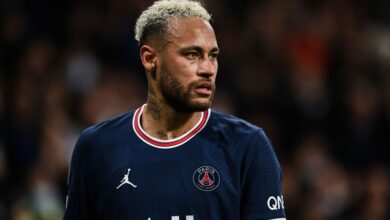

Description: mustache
[189,79,214,88]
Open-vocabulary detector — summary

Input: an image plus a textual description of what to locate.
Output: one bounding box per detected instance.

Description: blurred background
[0,0,389,219]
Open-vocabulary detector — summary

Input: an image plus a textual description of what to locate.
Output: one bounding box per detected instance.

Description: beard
[159,62,215,113]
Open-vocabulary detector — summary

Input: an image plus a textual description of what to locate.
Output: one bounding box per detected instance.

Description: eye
[209,52,219,61]
[185,51,199,60]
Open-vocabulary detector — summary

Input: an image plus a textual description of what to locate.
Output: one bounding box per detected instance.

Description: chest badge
[117,168,137,189]
[193,166,220,191]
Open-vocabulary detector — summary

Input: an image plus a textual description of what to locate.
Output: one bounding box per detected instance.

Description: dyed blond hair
[135,0,211,46]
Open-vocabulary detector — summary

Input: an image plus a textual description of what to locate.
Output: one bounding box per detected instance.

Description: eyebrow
[179,46,219,54]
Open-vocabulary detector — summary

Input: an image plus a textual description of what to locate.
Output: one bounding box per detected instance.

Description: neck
[141,98,202,140]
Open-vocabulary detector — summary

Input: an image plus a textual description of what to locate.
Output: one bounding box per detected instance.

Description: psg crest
[193,166,220,191]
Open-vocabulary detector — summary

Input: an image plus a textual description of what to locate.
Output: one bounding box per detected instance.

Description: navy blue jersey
[64,105,286,220]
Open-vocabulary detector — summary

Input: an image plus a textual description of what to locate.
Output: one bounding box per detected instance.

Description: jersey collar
[132,104,210,149]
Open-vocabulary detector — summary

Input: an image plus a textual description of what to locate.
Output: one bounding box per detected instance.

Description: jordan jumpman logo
[116,168,137,189]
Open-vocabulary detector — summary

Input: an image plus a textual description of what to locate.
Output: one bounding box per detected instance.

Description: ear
[140,45,157,73]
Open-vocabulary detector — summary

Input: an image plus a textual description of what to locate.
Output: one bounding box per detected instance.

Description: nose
[198,56,217,78]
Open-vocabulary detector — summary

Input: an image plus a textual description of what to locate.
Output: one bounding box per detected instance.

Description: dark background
[0,0,389,219]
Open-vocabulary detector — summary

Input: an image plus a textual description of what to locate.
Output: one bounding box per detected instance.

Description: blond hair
[135,0,211,46]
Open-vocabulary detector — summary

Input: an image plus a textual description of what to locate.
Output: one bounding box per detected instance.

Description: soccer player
[63,0,286,219]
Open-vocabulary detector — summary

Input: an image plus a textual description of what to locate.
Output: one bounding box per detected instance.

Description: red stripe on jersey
[133,105,209,148]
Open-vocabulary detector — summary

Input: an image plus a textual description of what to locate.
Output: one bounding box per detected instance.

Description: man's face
[156,18,219,112]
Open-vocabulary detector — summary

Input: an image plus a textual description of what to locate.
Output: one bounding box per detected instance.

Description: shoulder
[74,111,134,153]
[70,111,135,171]
[209,110,276,158]
[81,111,134,140]
[209,110,264,138]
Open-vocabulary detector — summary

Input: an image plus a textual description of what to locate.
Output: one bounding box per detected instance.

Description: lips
[194,82,213,96]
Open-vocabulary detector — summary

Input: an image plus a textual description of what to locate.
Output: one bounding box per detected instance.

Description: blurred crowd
[0,0,389,219]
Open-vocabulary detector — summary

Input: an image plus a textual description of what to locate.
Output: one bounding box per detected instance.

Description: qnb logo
[147,216,194,220]
[267,195,285,210]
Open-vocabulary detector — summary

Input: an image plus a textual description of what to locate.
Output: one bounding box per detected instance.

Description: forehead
[165,17,218,50]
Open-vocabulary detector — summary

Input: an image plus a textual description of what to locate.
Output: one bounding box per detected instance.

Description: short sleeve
[63,131,98,220]
[240,129,286,220]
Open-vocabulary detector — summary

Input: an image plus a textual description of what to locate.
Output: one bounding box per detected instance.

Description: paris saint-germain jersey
[64,105,286,220]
